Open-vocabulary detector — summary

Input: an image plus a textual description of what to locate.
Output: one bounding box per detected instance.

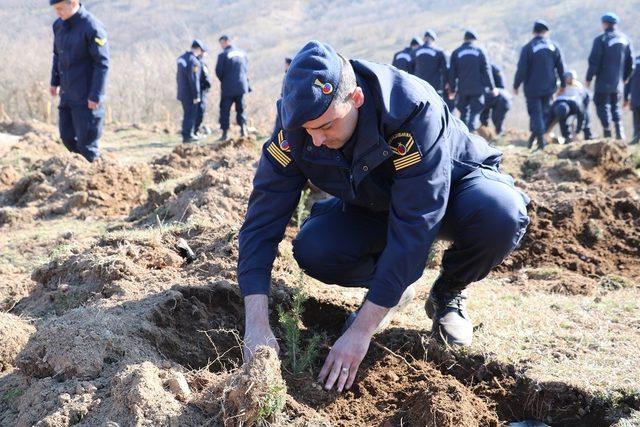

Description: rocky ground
[0,121,638,426]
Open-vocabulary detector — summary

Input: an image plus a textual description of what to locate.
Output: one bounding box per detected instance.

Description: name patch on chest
[388,132,422,171]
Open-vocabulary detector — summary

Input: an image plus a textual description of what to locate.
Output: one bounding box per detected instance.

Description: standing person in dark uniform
[586,12,634,139]
[480,64,512,135]
[546,71,593,142]
[49,0,109,162]
[391,37,420,74]
[176,40,204,143]
[513,20,565,151]
[624,55,640,145]
[215,35,250,140]
[449,31,497,132]
[238,41,530,392]
[414,30,449,105]
[195,43,213,137]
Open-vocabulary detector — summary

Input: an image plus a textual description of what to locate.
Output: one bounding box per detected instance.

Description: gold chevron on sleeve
[267,142,291,167]
[393,152,421,171]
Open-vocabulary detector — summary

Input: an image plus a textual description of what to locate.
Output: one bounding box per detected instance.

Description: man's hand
[88,100,99,110]
[193,98,201,104]
[623,100,630,109]
[318,300,389,392]
[243,294,278,362]
[448,91,456,100]
[50,86,59,97]
[513,88,519,96]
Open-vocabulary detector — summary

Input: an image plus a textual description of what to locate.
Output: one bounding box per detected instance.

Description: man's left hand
[492,88,500,97]
[88,100,99,110]
[318,327,371,392]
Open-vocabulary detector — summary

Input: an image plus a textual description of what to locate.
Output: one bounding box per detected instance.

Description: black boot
[630,135,639,145]
[240,124,247,137]
[615,123,625,140]
[583,128,594,141]
[535,135,546,151]
[527,134,535,149]
[218,130,228,141]
[425,275,472,346]
[603,129,612,138]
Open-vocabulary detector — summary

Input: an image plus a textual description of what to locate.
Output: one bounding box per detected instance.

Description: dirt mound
[0,313,35,371]
[1,154,151,224]
[507,268,600,296]
[131,139,258,226]
[504,186,640,280]
[0,120,57,137]
[0,272,36,311]
[522,140,639,190]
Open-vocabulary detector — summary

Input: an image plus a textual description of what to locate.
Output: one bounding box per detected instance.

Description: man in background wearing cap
[449,31,497,132]
[238,41,529,392]
[624,55,640,145]
[513,20,565,151]
[545,71,593,142]
[49,0,109,162]
[480,64,512,136]
[414,30,450,109]
[215,35,250,140]
[195,44,213,137]
[391,38,420,74]
[176,40,205,143]
[586,12,634,140]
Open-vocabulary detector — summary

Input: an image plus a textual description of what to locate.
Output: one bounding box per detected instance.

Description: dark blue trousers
[456,94,485,132]
[526,95,553,139]
[195,97,207,133]
[633,107,640,142]
[480,94,511,134]
[181,100,198,141]
[58,100,103,162]
[292,167,530,291]
[593,92,622,130]
[219,95,246,131]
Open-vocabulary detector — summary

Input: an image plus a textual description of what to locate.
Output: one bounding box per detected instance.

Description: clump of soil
[0,312,35,371]
[508,268,600,296]
[221,346,287,427]
[0,272,36,311]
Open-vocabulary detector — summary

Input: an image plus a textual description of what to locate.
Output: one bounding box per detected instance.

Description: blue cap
[281,41,342,130]
[563,70,577,80]
[464,30,478,40]
[49,0,64,4]
[424,30,437,41]
[602,12,619,24]
[533,20,550,33]
[410,37,421,46]
[192,39,208,52]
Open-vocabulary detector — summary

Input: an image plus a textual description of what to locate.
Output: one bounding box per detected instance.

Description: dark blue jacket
[215,46,250,97]
[237,60,503,308]
[392,47,414,74]
[176,51,201,102]
[492,64,505,89]
[51,5,109,104]
[586,29,634,94]
[449,42,494,96]
[413,43,449,92]
[514,36,565,98]
[200,57,213,93]
[624,56,640,108]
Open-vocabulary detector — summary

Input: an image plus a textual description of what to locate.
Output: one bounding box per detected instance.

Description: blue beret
[49,0,64,4]
[464,30,478,40]
[424,30,437,41]
[192,39,208,52]
[281,41,342,130]
[563,70,577,80]
[602,12,619,24]
[410,37,421,46]
[533,20,550,33]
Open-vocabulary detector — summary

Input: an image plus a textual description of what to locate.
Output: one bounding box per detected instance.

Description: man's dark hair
[219,35,230,42]
[334,54,357,104]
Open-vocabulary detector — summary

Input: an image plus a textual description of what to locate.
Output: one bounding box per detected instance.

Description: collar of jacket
[63,4,86,28]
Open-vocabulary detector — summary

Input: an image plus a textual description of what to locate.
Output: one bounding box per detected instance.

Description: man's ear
[351,87,365,109]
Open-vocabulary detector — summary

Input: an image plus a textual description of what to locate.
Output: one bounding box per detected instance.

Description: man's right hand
[243,294,278,362]
[50,86,59,97]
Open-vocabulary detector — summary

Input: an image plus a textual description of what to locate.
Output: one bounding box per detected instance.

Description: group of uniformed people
[392,13,640,149]
[176,36,250,143]
[46,0,639,393]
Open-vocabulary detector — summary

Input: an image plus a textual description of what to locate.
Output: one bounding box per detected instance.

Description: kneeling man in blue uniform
[238,41,530,392]
[50,0,109,162]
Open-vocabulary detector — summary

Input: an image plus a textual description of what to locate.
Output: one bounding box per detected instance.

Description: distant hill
[1,0,639,130]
